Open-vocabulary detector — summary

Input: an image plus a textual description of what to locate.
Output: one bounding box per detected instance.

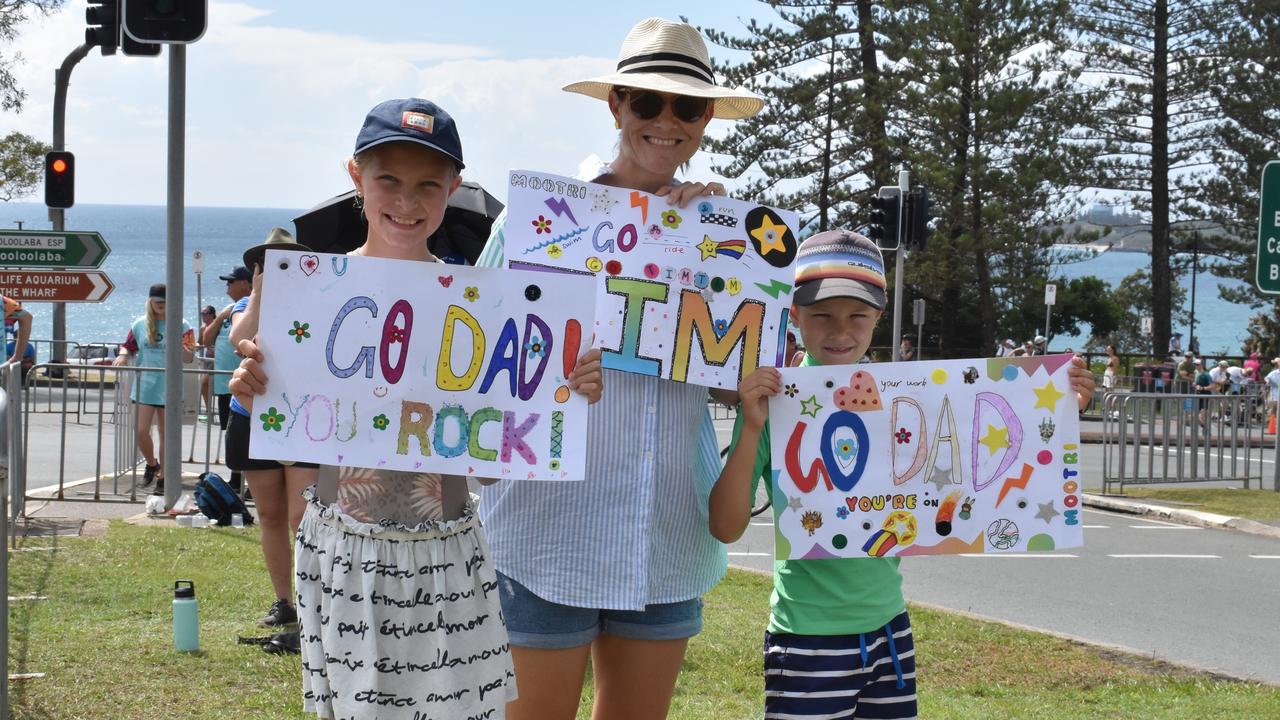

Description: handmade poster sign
[504,170,800,390]
[767,355,1084,558]
[250,250,596,480]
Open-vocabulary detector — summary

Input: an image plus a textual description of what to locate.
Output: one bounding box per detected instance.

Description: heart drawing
[438,275,454,288]
[834,369,884,411]
[300,254,320,276]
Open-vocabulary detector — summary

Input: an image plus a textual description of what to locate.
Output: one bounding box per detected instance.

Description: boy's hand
[229,338,267,412]
[569,348,603,404]
[1068,355,1095,412]
[656,180,727,208]
[739,367,782,431]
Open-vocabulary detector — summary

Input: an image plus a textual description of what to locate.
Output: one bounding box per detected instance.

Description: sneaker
[259,599,298,628]
[141,463,159,487]
[151,478,164,497]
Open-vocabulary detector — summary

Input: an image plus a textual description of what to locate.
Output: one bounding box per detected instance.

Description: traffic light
[123,0,208,44]
[85,0,119,55]
[45,152,75,209]
[867,186,901,250]
[904,185,933,251]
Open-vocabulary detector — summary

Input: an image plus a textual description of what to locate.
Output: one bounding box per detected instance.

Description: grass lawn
[6,522,1278,719]
[1117,487,1280,522]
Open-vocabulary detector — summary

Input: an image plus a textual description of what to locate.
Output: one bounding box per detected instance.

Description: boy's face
[350,142,461,255]
[792,297,881,366]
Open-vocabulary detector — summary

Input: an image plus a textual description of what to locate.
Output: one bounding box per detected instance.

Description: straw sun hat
[562,17,765,120]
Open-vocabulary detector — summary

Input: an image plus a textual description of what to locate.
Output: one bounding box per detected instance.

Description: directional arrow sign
[0,229,111,269]
[0,269,114,302]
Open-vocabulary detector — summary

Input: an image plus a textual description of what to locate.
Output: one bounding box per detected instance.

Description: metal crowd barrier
[1,359,21,720]
[1101,391,1270,494]
[16,362,231,507]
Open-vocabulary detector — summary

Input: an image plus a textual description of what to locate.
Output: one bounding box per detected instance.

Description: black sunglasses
[617,88,709,123]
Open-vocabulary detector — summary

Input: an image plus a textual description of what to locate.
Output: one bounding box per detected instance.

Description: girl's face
[349,142,462,258]
[609,87,713,181]
[150,299,166,317]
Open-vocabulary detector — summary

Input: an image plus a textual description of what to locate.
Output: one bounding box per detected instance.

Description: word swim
[276,394,544,466]
[325,296,580,400]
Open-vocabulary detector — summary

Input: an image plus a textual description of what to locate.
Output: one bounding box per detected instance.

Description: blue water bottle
[173,580,199,652]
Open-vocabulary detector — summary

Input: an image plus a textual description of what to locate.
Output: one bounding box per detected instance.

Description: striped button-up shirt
[476,211,728,609]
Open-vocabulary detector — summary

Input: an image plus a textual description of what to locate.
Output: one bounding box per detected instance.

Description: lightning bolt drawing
[995,463,1034,508]
[754,279,793,299]
[545,197,580,227]
[630,191,649,225]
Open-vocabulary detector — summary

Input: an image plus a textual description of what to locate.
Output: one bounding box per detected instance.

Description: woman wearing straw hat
[472,17,764,720]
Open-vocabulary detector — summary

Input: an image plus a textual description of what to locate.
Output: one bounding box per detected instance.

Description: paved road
[727,507,1280,684]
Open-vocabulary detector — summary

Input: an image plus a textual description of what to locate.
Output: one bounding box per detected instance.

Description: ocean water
[1051,247,1253,355]
[0,202,1258,356]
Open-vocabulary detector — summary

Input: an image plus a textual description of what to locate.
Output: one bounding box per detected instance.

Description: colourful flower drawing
[835,505,849,520]
[784,383,799,398]
[835,437,858,462]
[259,407,285,432]
[372,414,390,431]
[463,286,480,302]
[662,210,682,229]
[713,319,729,339]
[524,336,546,359]
[895,427,912,444]
[385,326,405,345]
[288,321,310,344]
[532,215,552,234]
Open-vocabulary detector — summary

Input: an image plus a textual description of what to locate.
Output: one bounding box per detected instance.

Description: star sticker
[697,235,718,261]
[750,215,789,255]
[978,424,1010,456]
[926,465,955,492]
[1033,381,1066,412]
[800,394,823,418]
[786,496,804,512]
[1035,501,1060,523]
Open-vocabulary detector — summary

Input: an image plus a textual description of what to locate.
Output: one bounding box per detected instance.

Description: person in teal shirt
[201,265,252,493]
[709,230,1095,719]
[113,283,194,493]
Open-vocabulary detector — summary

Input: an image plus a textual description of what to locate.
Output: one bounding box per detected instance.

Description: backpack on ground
[195,472,254,527]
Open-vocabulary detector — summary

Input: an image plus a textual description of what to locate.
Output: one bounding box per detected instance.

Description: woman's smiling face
[609,87,713,180]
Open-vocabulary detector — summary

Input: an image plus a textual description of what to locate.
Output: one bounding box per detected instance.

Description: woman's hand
[655,180,727,208]
[569,348,604,404]
[229,338,268,412]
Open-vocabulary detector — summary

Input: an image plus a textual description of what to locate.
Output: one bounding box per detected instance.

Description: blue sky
[3,1,771,209]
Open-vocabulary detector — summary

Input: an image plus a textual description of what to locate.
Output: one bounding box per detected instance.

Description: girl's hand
[112,353,129,367]
[229,338,268,412]
[655,180,727,208]
[739,367,782,431]
[251,263,264,295]
[568,348,604,404]
[1068,355,1096,411]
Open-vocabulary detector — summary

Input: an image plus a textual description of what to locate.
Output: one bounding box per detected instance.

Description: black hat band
[618,52,715,85]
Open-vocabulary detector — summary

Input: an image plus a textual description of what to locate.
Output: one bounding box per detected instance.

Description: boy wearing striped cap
[708,229,915,719]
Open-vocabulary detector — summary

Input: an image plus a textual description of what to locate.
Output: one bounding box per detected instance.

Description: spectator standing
[201,266,252,494]
[1169,332,1183,355]
[899,334,916,361]
[3,295,34,376]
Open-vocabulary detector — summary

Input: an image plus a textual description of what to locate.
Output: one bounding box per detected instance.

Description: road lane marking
[959,553,1078,558]
[1249,555,1280,559]
[1130,525,1203,530]
[1082,525,1109,529]
[1107,554,1221,559]
[728,552,771,557]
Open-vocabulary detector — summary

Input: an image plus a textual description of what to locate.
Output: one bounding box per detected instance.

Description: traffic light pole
[163,43,186,509]
[48,42,93,368]
[891,169,908,362]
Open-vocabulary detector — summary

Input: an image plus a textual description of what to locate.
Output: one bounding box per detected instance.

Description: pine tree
[697,1,904,232]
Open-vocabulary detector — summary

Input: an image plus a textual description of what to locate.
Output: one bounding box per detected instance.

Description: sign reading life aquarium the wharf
[0,269,114,302]
[250,250,597,481]
[768,354,1084,559]
[0,230,111,269]
[503,170,800,390]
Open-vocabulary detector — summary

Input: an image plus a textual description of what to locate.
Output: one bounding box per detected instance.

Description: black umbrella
[291,180,504,266]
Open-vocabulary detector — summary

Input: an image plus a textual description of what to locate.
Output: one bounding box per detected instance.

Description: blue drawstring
[884,622,905,689]
[859,633,868,666]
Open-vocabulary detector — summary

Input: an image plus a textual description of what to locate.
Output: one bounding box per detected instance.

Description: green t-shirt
[729,353,905,635]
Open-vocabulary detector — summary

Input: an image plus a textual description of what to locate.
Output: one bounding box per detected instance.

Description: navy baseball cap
[353,98,465,170]
[219,266,251,283]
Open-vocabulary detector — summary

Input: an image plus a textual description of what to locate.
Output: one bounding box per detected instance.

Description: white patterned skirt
[296,488,516,720]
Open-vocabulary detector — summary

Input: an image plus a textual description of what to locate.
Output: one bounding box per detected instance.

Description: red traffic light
[51,158,68,174]
[45,151,75,209]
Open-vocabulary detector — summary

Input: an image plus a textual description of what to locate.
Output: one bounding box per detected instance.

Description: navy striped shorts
[763,610,917,719]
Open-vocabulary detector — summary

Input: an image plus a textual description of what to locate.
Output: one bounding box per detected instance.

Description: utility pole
[48,43,93,368]
[891,169,908,361]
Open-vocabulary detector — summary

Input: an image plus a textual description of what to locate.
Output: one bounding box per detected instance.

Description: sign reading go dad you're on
[250,250,596,481]
[504,170,800,390]
[768,355,1084,559]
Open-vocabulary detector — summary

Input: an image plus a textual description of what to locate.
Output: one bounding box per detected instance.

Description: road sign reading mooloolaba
[1259,161,1280,294]
[0,229,110,269]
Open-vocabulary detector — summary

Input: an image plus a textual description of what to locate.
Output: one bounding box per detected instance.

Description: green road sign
[1259,161,1280,295]
[0,229,110,269]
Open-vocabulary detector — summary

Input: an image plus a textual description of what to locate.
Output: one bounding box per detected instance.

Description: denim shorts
[496,571,703,649]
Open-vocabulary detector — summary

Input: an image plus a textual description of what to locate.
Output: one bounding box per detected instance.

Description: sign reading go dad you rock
[504,170,800,390]
[250,250,596,481]
[768,355,1084,559]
